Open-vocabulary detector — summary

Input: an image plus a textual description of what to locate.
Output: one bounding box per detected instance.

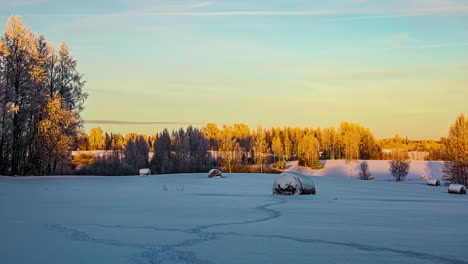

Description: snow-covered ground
[1,163,467,264]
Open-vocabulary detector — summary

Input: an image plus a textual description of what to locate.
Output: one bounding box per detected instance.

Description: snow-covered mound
[287,160,444,180]
[272,172,316,195]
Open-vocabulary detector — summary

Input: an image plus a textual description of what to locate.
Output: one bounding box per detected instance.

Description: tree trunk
[11,112,20,175]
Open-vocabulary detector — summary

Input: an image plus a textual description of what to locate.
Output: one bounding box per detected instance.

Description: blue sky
[1,0,467,139]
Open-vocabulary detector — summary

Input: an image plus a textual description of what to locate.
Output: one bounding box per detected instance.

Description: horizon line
[84,120,206,125]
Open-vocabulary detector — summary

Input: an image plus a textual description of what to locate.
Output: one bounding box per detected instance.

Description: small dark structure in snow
[273,172,316,195]
[448,184,466,194]
[208,169,223,178]
[139,168,151,176]
[427,179,441,186]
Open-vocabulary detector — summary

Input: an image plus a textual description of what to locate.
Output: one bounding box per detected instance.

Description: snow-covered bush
[358,161,372,180]
[389,149,411,181]
[272,172,316,195]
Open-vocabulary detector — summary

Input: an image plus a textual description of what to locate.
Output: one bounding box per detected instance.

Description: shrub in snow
[358,161,372,180]
[426,179,440,186]
[72,153,94,167]
[272,172,316,195]
[443,161,468,187]
[274,160,286,170]
[388,149,411,181]
[448,184,466,194]
[208,169,222,178]
[139,168,151,176]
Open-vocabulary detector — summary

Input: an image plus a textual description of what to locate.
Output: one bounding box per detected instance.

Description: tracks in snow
[48,198,287,264]
[214,232,468,264]
[191,199,286,232]
[47,197,466,264]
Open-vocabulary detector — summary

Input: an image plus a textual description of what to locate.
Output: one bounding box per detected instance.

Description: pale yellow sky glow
[5,0,466,139]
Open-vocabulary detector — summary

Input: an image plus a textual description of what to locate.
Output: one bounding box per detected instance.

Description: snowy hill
[287,160,444,181]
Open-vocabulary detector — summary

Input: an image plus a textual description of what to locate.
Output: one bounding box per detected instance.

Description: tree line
[75,114,466,185]
[75,122,383,174]
[0,16,86,175]
[74,126,209,175]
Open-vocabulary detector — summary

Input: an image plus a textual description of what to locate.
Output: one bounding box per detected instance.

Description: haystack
[139,168,151,176]
[208,169,222,178]
[273,172,316,195]
[427,179,441,186]
[448,184,466,194]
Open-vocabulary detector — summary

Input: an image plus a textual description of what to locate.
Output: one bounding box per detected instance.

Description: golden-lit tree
[112,133,125,150]
[297,133,321,169]
[272,134,285,169]
[201,123,220,151]
[0,16,85,175]
[339,122,362,176]
[339,122,361,162]
[219,126,242,173]
[284,133,292,161]
[253,126,269,173]
[0,16,41,175]
[89,127,105,150]
[443,114,468,186]
[38,93,76,174]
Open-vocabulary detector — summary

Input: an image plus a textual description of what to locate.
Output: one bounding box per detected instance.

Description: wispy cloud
[0,0,44,10]
[153,7,468,16]
[18,5,468,17]
[85,120,205,125]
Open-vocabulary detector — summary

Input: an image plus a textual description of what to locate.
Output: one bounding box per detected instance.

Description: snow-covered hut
[272,172,316,195]
[139,168,151,176]
[208,169,222,178]
[448,184,466,194]
[427,179,441,186]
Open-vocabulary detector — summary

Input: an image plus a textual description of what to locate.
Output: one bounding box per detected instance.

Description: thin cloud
[85,120,205,125]
[149,6,468,16]
[18,6,468,17]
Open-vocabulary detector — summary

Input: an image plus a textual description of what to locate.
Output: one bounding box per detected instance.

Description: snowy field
[1,162,468,264]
